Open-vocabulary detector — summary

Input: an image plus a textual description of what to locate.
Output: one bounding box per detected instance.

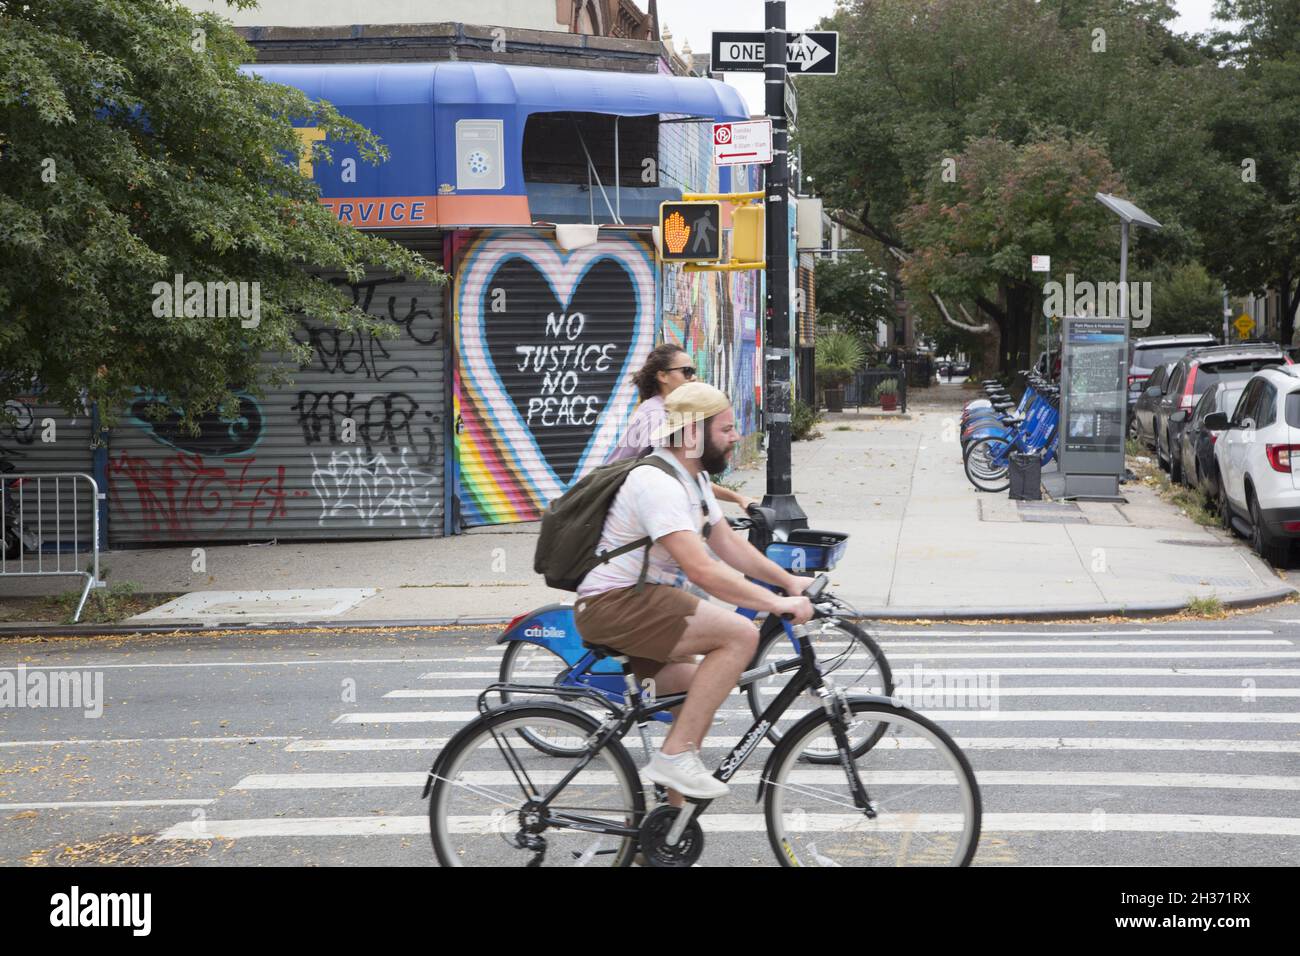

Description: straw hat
[650,381,732,445]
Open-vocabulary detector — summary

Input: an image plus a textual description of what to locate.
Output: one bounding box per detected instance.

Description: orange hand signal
[664,211,691,255]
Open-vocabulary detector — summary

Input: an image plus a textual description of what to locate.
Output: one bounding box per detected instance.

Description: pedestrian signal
[658,201,722,262]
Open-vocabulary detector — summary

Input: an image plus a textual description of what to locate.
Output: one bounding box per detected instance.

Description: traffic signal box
[656,193,765,271]
[658,201,722,262]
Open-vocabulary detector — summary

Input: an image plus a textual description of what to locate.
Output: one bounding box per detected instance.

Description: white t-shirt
[577,449,723,597]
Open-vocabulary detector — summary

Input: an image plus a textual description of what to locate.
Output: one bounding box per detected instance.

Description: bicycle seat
[581,641,630,663]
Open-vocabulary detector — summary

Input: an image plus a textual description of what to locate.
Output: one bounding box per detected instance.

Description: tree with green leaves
[813,254,895,348]
[796,0,1232,368]
[898,132,1126,373]
[1196,0,1300,345]
[0,0,444,430]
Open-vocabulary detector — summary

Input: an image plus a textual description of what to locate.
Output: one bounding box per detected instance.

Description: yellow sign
[1234,313,1255,338]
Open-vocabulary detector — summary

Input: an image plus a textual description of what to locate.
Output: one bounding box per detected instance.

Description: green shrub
[791,399,823,441]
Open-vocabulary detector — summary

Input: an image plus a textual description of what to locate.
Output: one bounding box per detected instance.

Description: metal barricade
[0,471,105,622]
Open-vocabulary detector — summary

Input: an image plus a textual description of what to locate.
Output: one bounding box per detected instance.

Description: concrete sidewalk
[1,385,1292,630]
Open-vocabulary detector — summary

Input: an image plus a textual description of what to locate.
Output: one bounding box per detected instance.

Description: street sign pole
[763,0,806,532]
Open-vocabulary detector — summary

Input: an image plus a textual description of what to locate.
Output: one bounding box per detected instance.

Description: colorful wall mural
[453,231,656,526]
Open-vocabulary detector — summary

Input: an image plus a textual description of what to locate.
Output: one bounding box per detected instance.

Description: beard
[701,432,732,476]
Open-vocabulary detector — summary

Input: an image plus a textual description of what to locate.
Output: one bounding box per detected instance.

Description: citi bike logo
[523,624,566,639]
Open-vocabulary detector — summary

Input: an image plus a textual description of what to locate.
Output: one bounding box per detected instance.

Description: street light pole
[762,0,807,532]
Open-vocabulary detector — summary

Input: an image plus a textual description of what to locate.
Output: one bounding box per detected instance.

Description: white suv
[1210,366,1300,566]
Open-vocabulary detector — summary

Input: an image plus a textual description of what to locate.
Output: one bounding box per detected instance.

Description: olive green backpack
[533,456,707,592]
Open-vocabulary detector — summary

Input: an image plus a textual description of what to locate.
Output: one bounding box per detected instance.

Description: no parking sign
[712,120,773,166]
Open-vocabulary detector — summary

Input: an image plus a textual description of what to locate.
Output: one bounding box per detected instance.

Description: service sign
[713,120,773,166]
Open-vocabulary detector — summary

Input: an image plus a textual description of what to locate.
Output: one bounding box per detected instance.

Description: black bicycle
[424,574,981,867]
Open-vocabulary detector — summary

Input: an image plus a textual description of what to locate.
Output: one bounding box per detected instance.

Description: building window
[523,111,658,186]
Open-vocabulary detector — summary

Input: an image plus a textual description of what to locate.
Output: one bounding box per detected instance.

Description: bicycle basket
[764,529,848,572]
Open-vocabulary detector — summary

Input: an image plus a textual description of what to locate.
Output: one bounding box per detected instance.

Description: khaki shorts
[574,584,701,664]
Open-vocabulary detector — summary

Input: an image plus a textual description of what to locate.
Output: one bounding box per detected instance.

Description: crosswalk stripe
[282,736,1300,754]
[232,770,1300,791]
[0,798,215,810]
[418,668,1300,680]
[391,686,1300,700]
[156,812,1300,840]
[334,709,1300,724]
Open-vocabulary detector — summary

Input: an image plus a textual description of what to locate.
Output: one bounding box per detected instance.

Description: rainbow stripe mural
[454,231,656,526]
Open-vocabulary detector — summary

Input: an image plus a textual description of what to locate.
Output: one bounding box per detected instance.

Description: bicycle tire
[764,698,981,867]
[428,702,645,867]
[496,641,596,757]
[745,619,893,762]
[964,435,1011,492]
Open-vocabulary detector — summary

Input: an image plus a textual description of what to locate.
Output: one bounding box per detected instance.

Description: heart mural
[457,233,656,524]
[482,257,637,484]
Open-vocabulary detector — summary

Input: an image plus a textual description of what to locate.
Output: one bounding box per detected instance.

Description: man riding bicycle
[574,382,815,800]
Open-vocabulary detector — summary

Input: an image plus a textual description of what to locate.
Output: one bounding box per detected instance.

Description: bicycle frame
[448,613,877,844]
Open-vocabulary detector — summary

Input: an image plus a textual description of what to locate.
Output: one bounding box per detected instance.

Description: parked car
[1131,362,1176,447]
[1209,366,1300,567]
[1172,381,1246,498]
[1154,343,1290,480]
[1128,333,1218,414]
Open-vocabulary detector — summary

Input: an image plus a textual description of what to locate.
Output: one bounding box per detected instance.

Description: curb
[3,585,1294,638]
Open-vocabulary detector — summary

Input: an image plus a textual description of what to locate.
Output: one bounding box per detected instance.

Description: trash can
[1009,451,1042,501]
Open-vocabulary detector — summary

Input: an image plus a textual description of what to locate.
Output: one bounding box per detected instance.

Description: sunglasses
[667,365,697,378]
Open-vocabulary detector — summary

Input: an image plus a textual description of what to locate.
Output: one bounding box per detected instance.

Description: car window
[1145,366,1167,391]
[1257,382,1278,427]
[1166,366,1186,397]
[1134,344,1213,368]
[1192,386,1218,425]
[1194,357,1286,395]
[1218,385,1246,415]
[1286,390,1300,428]
[1232,380,1260,423]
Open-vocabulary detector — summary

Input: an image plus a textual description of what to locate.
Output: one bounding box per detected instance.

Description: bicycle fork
[816,683,877,818]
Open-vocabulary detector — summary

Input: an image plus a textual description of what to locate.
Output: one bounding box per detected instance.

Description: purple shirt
[605,395,666,463]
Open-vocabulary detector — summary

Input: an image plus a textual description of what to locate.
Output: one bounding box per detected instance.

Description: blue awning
[243,62,751,227]
[245,62,750,120]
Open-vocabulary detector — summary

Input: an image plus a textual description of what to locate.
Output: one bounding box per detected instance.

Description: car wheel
[1249,490,1291,569]
[1217,476,1234,534]
[1168,433,1183,484]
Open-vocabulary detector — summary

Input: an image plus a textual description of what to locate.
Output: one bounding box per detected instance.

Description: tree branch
[929,292,990,333]
[828,209,909,255]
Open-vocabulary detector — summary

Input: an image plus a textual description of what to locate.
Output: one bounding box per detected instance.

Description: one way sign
[711,31,839,75]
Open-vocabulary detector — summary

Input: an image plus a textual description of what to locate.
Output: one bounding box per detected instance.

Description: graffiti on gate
[126,392,265,457]
[291,389,440,465]
[107,450,311,536]
[294,275,440,381]
[308,447,438,529]
[0,399,37,458]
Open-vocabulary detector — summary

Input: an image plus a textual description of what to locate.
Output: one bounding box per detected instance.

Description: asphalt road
[2,612,1298,867]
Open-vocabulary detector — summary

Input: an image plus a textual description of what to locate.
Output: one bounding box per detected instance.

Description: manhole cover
[1157,539,1231,548]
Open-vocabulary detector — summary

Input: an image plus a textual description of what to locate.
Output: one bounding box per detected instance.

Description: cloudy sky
[654,0,1235,115]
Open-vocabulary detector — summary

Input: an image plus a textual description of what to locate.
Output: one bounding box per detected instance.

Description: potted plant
[875,377,899,411]
[815,330,866,412]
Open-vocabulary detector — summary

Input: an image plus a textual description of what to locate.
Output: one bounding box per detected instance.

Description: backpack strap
[592,456,706,593]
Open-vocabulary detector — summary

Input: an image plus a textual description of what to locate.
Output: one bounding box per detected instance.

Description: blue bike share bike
[491,505,894,763]
[961,371,1060,492]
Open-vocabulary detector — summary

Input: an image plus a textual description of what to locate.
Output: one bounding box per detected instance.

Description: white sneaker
[642,747,730,800]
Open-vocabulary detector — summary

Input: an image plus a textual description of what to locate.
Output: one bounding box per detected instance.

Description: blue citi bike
[961,372,1060,492]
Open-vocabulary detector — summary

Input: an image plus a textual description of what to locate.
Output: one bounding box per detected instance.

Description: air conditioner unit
[455,119,504,191]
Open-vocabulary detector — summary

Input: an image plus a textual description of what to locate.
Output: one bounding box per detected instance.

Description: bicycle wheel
[964,435,1011,492]
[765,698,981,867]
[429,703,645,867]
[745,619,893,762]
[496,641,602,757]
